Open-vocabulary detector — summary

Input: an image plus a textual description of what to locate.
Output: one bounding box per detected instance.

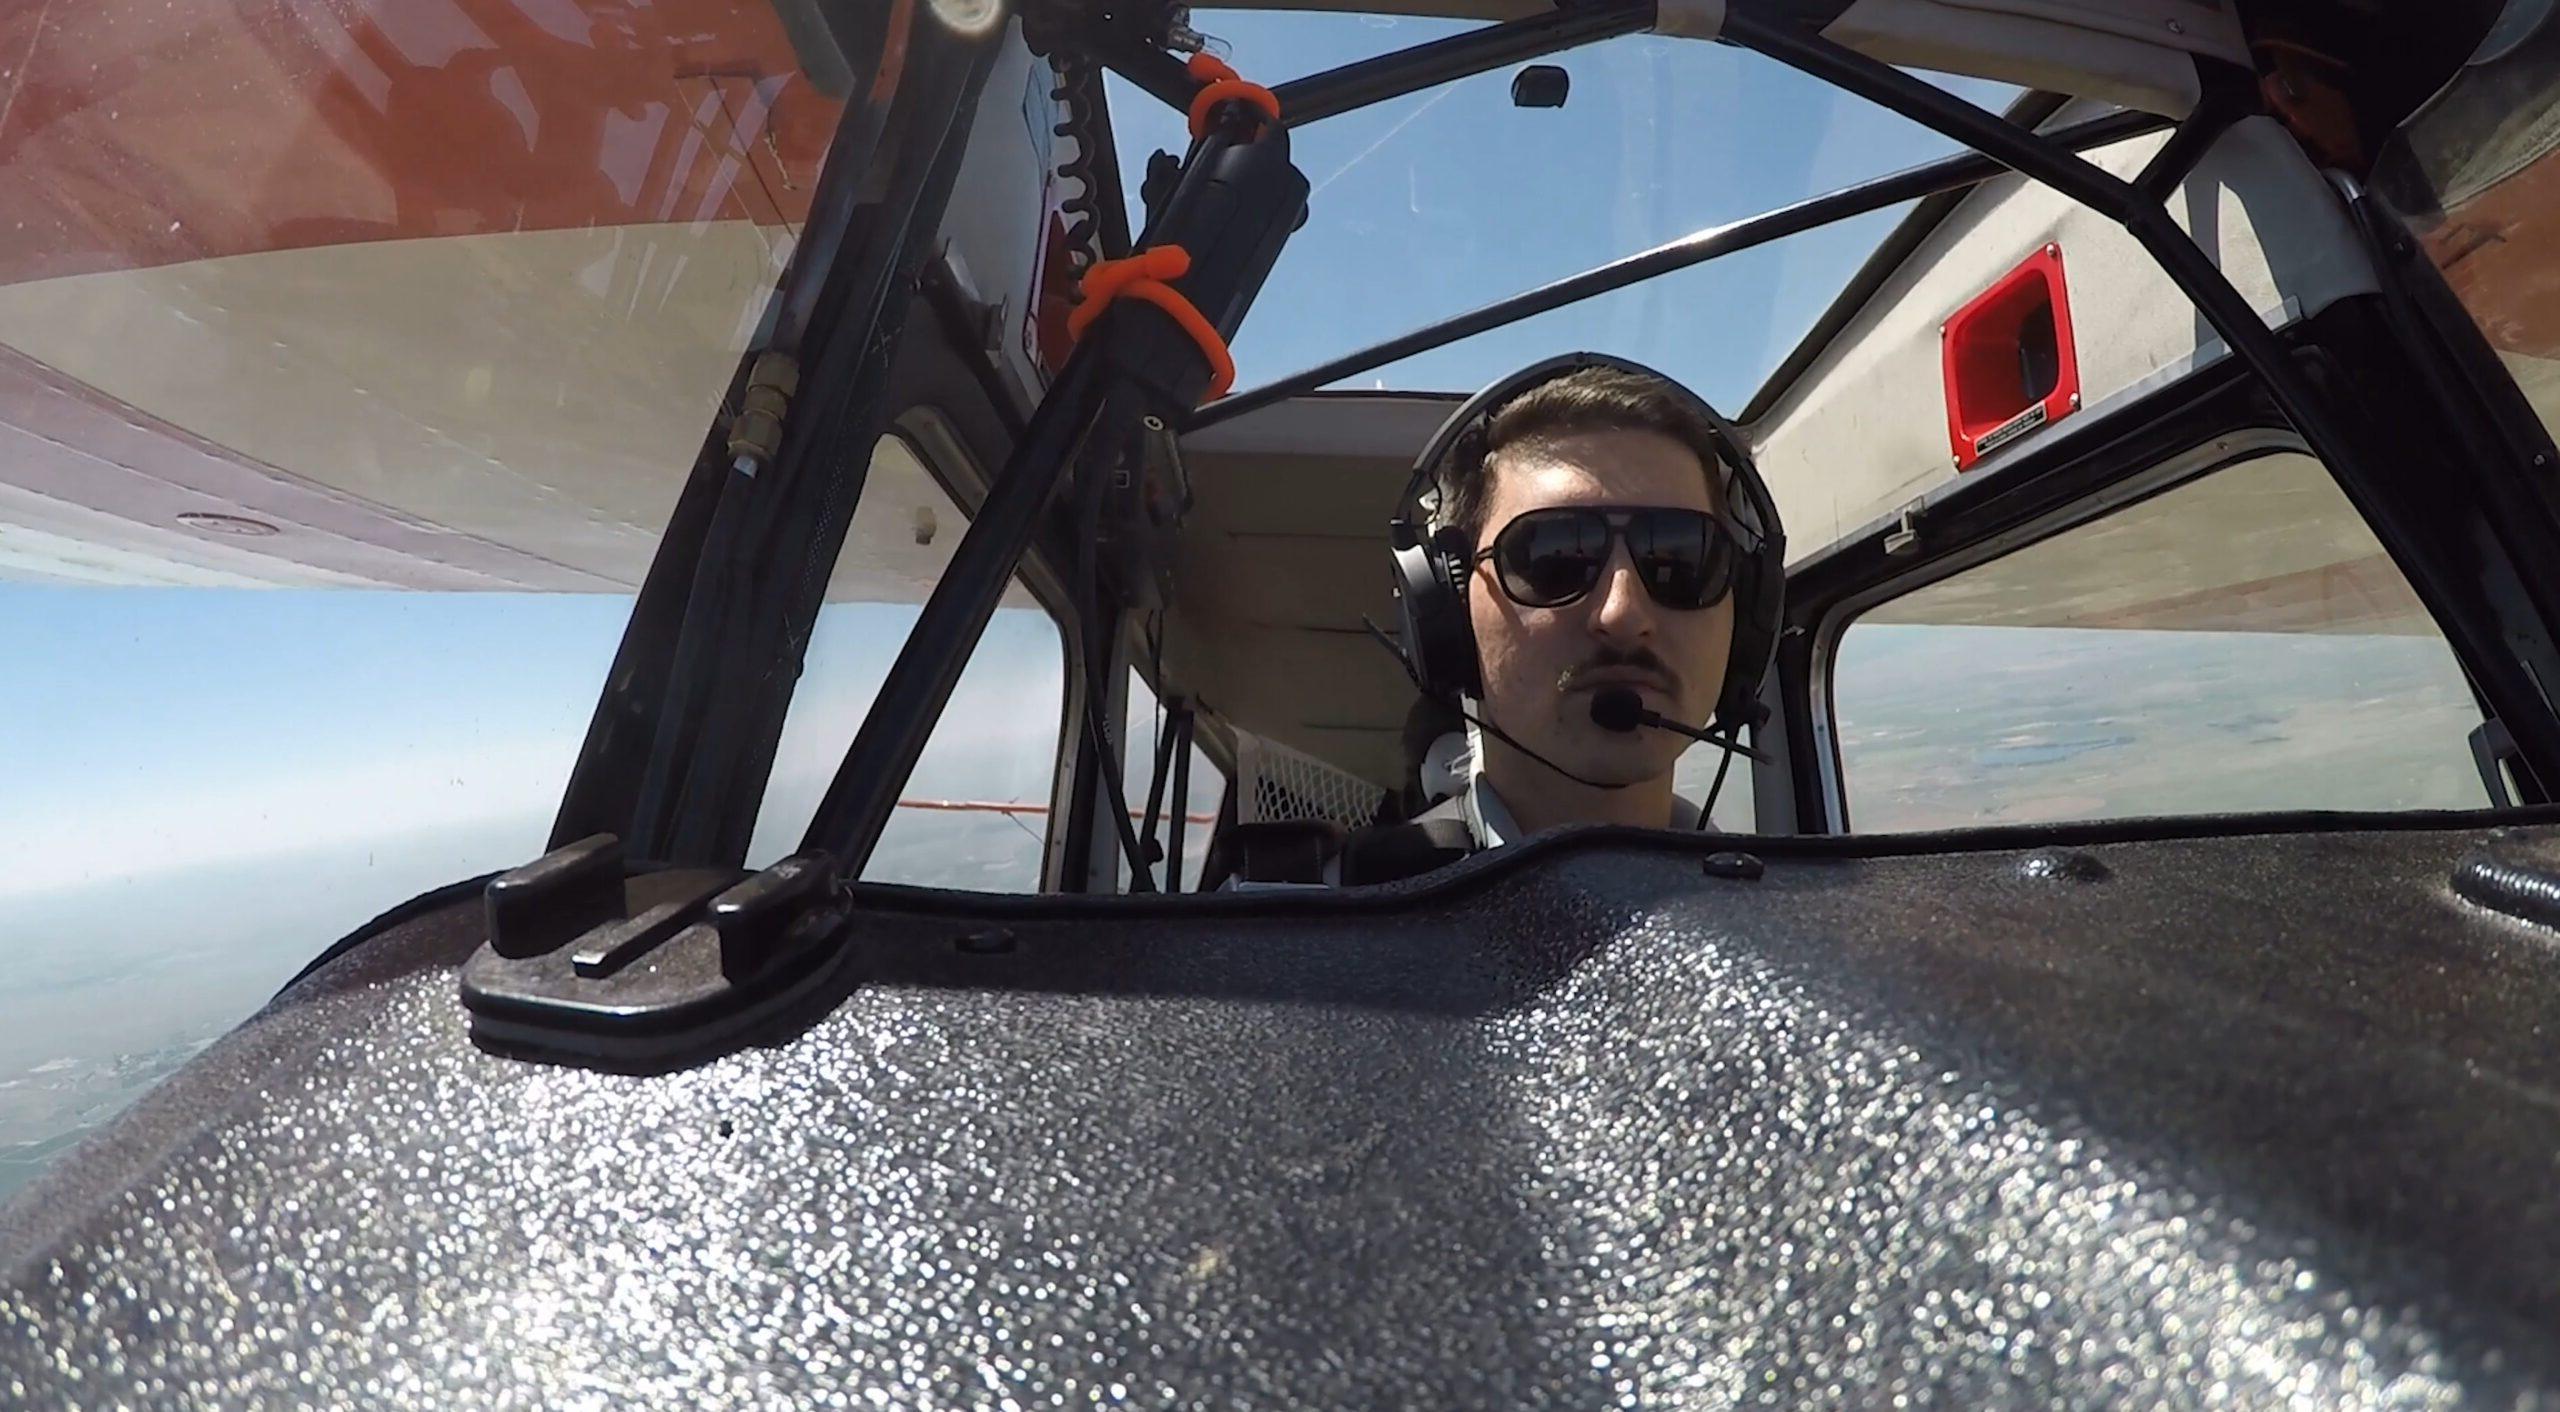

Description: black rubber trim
[841,802,2560,921]
[292,803,2560,992]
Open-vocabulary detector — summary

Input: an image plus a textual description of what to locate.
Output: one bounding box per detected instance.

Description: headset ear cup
[1715,562,1783,734]
[1429,526,1471,597]
[1428,526,1482,697]
[1391,533,1480,701]
[1712,448,1787,739]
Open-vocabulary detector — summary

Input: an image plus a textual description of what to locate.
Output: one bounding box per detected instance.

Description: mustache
[1558,647,1681,695]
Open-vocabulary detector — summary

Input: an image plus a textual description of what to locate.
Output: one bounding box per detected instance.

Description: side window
[749,438,1068,888]
[1126,679,1227,891]
[1830,452,2492,830]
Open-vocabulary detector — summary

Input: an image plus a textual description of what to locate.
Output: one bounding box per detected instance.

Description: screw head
[2019,849,2110,883]
[1702,851,1765,882]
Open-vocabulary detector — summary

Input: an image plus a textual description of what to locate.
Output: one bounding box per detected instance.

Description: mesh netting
[1234,730,1387,831]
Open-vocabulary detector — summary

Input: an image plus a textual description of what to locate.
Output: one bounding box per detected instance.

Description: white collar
[1465,776,1526,849]
[1463,777,1701,850]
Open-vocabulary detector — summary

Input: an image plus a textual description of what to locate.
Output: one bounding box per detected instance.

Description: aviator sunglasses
[1472,505,1751,612]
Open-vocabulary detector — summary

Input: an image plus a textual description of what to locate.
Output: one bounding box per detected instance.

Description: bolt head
[1702,851,1765,882]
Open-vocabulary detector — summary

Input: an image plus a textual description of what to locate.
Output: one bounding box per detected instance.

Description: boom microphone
[1590,688,1769,762]
[1589,687,1647,734]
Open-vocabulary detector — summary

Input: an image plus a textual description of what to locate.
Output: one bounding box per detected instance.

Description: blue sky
[1104,10,2015,404]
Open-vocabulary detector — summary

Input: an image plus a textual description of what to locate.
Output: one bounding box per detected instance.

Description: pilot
[1357,352,1785,872]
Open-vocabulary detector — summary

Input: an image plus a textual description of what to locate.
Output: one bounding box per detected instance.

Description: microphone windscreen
[1589,687,1644,733]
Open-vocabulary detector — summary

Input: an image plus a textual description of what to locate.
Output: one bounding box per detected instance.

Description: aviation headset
[1388,351,1787,737]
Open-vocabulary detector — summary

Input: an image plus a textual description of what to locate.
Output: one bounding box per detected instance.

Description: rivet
[2166,18,2185,34]
[2018,849,2110,883]
[1702,851,1765,881]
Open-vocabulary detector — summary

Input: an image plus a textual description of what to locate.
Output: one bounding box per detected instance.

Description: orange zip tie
[1066,245,1238,402]
[1186,52,1280,139]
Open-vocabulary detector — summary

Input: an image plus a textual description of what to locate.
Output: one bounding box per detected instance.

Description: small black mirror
[1511,64,1569,109]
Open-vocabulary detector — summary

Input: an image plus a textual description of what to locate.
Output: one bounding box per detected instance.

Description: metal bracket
[1883,504,1923,557]
[461,836,853,1071]
[2473,719,2523,810]
[724,351,801,475]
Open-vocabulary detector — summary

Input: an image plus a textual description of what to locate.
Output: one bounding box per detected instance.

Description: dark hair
[1438,365,1726,544]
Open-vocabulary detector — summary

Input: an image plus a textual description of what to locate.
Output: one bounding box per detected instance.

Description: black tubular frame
[1182,8,2312,450]
[551,15,998,856]
[644,34,1003,866]
[1086,0,1658,128]
[1165,703,1196,887]
[1714,8,2362,482]
[1713,3,2560,787]
[1270,0,1655,126]
[1188,105,2168,430]
[796,76,1309,874]
[1136,692,1181,871]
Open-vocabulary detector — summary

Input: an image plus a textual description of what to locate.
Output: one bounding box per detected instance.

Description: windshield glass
[0,0,2005,1200]
[0,0,834,587]
[1108,9,2018,407]
[0,0,842,1199]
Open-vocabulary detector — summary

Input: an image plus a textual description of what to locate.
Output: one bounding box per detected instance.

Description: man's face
[1467,427,1736,784]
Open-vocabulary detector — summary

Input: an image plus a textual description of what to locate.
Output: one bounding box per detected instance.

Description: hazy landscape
[0,588,1227,1200]
[1834,624,2487,828]
[0,616,2495,1201]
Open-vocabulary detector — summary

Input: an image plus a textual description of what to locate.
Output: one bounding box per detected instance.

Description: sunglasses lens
[1494,511,1608,607]
[1487,508,1740,610]
[1626,510,1731,610]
